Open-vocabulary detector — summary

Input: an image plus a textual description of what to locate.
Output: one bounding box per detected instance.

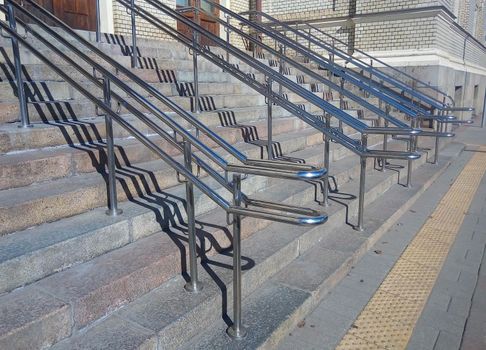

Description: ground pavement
[278,121,486,350]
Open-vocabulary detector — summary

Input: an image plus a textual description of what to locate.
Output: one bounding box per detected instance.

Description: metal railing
[112,0,422,249]
[103,0,421,338]
[234,8,474,164]
[2,0,330,339]
[274,19,454,108]
[195,2,449,186]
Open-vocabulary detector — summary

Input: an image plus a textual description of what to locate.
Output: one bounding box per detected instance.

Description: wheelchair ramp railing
[203,3,468,165]
[112,0,424,241]
[2,0,329,339]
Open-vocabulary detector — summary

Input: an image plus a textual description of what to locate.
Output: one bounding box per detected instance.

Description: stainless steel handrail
[116,0,420,145]
[13,0,323,178]
[113,0,423,240]
[3,1,328,340]
[241,10,454,112]
[107,0,424,337]
[202,2,460,177]
[198,2,425,128]
[212,3,457,123]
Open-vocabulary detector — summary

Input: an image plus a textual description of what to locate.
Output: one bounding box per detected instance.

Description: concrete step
[0,104,303,153]
[0,115,309,190]
[0,124,339,235]
[179,142,465,350]
[0,80,254,102]
[0,144,387,349]
[0,138,372,295]
[0,91,273,124]
[39,138,430,350]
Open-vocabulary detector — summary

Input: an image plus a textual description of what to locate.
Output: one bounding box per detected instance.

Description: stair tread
[0,141,365,296]
[180,143,463,349]
[42,154,409,349]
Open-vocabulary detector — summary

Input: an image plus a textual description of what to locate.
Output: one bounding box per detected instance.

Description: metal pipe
[192,31,200,114]
[192,0,201,114]
[267,77,273,159]
[339,76,344,131]
[406,118,416,188]
[130,0,138,68]
[7,2,31,128]
[481,88,486,128]
[356,134,367,231]
[278,45,283,95]
[103,76,122,217]
[322,113,331,206]
[183,141,203,293]
[227,174,247,339]
[382,106,390,171]
[434,118,442,164]
[96,0,101,42]
[226,15,231,62]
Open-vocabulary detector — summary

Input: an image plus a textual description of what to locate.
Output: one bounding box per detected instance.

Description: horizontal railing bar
[228,206,328,226]
[226,164,327,180]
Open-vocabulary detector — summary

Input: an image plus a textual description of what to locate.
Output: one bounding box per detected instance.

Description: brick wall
[355,17,436,51]
[112,0,177,40]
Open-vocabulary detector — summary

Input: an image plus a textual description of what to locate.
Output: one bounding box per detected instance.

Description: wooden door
[15,0,96,31]
[53,0,97,31]
[176,0,220,46]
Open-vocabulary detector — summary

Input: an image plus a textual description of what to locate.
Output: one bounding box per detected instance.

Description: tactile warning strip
[336,147,486,349]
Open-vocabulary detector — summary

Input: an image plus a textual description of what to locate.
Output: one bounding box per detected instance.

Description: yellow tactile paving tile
[337,333,385,350]
[336,147,486,349]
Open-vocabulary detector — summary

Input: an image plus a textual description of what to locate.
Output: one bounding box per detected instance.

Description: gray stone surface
[277,141,475,349]
[0,288,72,350]
[184,282,311,350]
[461,245,486,349]
[51,316,157,350]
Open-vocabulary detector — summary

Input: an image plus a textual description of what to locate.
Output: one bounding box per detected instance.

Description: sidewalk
[277,123,486,350]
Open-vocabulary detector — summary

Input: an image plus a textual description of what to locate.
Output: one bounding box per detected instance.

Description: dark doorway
[176,0,220,46]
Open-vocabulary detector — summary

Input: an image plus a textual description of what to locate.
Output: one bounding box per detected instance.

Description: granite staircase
[0,24,457,350]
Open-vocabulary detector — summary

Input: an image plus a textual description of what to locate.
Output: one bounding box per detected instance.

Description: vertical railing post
[434,118,442,164]
[6,2,31,128]
[278,45,283,95]
[382,104,390,171]
[357,134,368,231]
[227,174,247,339]
[183,141,203,293]
[192,1,201,114]
[338,77,344,131]
[322,113,331,206]
[267,77,273,159]
[481,88,486,128]
[103,76,122,217]
[130,0,138,68]
[329,39,335,88]
[96,0,101,42]
[406,119,416,189]
[226,15,231,63]
[307,28,311,50]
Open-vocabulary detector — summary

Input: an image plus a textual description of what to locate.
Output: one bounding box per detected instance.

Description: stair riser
[0,117,307,190]
[0,92,272,124]
[0,80,251,102]
[0,104,296,153]
[0,126,329,235]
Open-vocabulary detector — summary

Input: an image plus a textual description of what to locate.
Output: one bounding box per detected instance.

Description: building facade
[4,0,483,111]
